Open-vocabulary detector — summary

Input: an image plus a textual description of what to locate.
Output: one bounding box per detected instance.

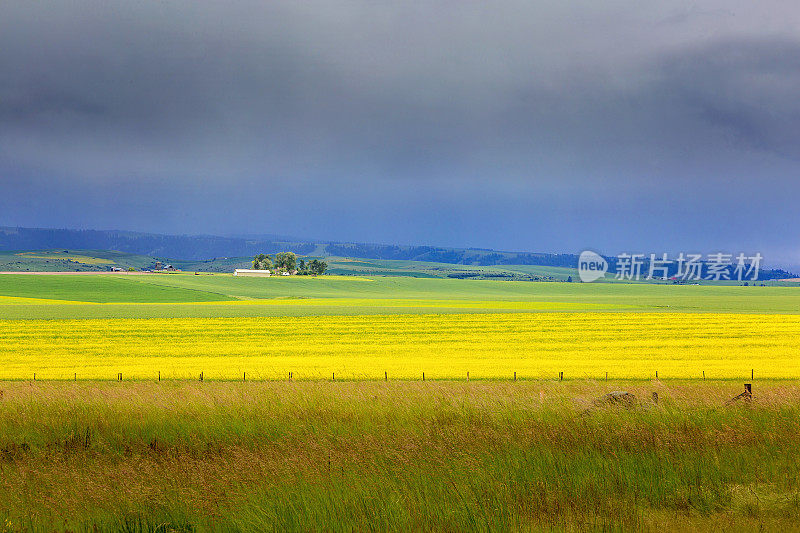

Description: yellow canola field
[1,312,799,380]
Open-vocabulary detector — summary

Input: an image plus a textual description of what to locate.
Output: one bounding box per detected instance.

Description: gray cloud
[1,1,800,265]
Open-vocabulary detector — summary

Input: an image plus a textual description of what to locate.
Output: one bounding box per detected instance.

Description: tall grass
[0,380,798,531]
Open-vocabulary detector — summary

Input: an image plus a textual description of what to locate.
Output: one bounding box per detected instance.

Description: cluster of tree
[252,252,327,275]
[274,252,296,271]
[305,259,328,275]
[252,253,273,270]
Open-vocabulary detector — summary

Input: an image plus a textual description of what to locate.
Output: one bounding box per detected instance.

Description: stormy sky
[2,1,800,266]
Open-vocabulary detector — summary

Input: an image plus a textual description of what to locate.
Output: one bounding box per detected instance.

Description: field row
[2,312,798,379]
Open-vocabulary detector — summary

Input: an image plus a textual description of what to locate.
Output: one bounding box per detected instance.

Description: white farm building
[234,269,271,277]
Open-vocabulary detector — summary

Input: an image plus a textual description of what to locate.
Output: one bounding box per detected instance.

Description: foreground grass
[0,380,798,531]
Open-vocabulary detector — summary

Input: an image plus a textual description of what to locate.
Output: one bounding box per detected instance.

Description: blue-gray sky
[2,1,800,266]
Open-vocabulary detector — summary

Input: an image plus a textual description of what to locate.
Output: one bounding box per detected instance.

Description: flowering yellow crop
[2,312,799,380]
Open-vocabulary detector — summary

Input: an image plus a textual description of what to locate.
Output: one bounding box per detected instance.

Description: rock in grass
[593,391,637,408]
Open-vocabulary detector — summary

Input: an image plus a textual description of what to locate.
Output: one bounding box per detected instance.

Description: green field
[0,273,799,320]
[0,249,161,272]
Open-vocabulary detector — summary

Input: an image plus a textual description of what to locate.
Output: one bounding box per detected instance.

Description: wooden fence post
[243,371,246,382]
[199,372,203,382]
[514,371,516,382]
[559,371,563,381]
[332,372,335,381]
[605,372,608,382]
[751,369,754,380]
[385,371,387,381]
[158,371,161,382]
[467,371,469,382]
[423,372,425,382]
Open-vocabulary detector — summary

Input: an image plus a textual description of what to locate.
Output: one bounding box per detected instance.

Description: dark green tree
[252,254,273,270]
[309,259,328,276]
[275,252,297,272]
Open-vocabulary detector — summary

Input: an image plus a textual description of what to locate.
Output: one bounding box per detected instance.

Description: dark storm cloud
[653,39,800,159]
[2,1,800,265]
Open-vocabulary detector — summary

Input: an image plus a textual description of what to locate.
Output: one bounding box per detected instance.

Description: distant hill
[0,226,795,280]
[0,227,578,266]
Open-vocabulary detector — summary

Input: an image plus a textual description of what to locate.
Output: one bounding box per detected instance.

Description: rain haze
[2,1,800,266]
